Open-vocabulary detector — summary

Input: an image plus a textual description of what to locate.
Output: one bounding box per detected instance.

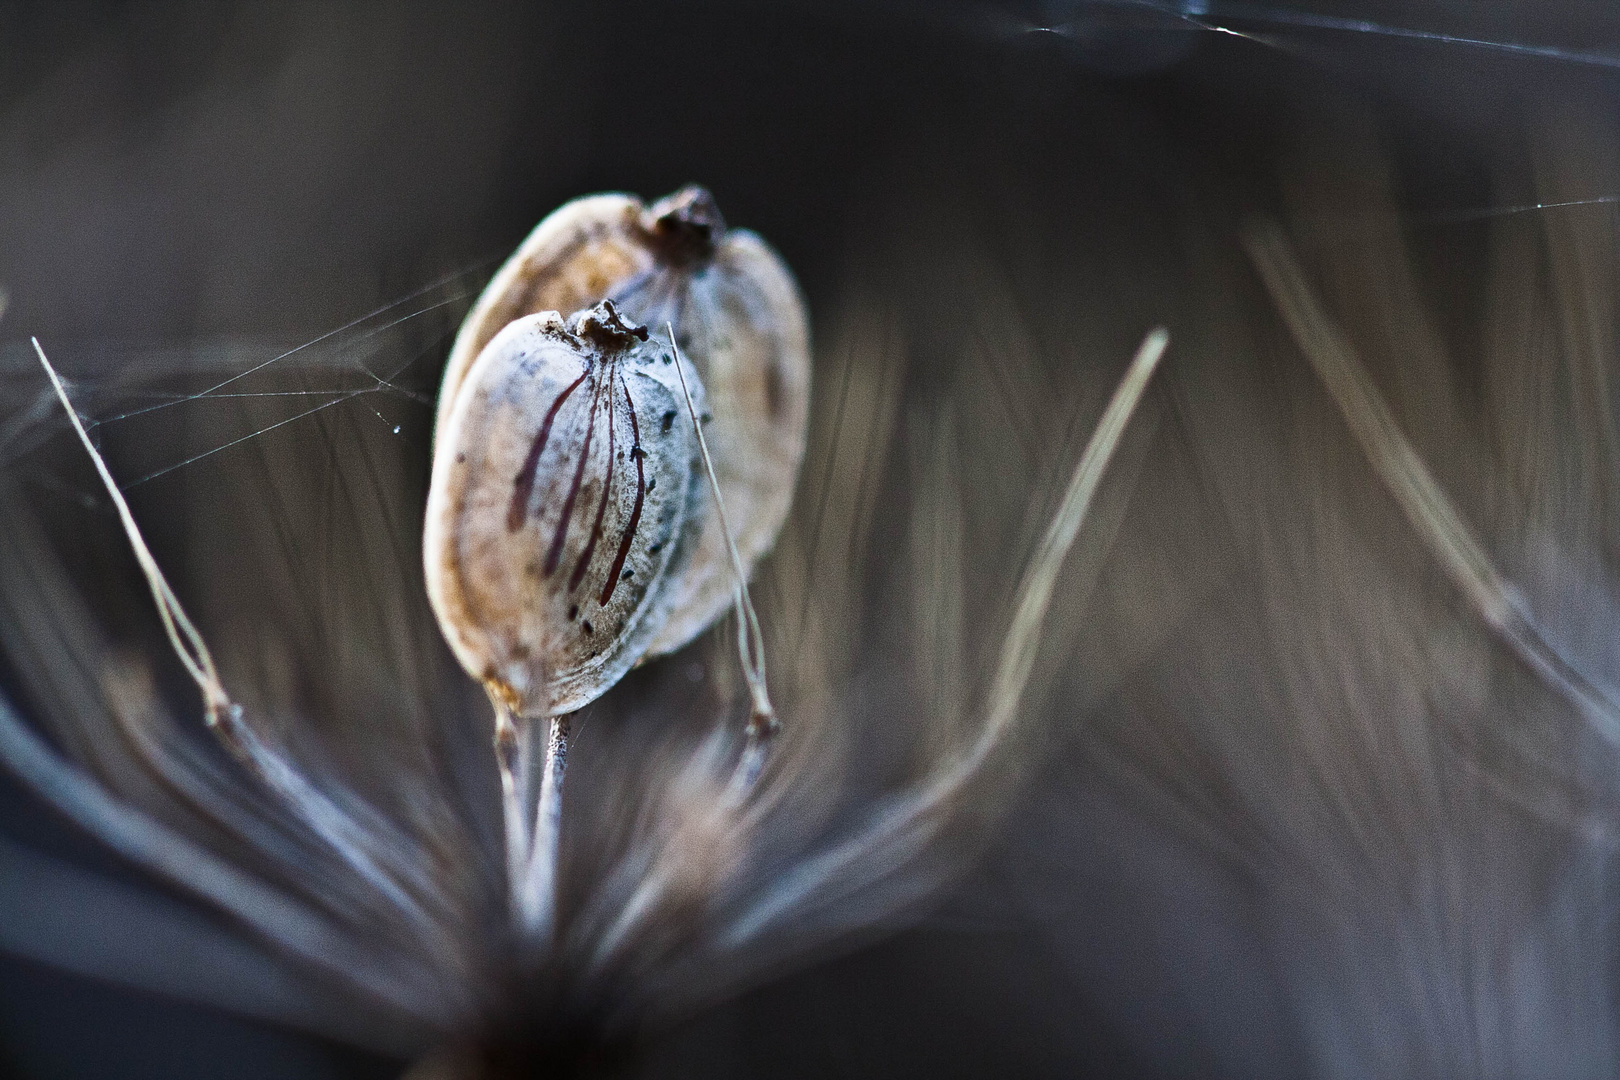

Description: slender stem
[492,700,531,918]
[35,337,437,927]
[723,327,1170,947]
[33,339,228,720]
[1243,219,1620,745]
[519,713,571,942]
[0,689,432,1023]
[666,324,778,799]
[722,719,772,810]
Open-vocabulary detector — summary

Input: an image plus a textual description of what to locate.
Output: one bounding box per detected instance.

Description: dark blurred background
[8,2,1620,1077]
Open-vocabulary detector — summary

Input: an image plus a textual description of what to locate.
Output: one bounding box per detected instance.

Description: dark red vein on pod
[507,366,590,533]
[570,365,617,592]
[544,378,601,576]
[601,374,645,605]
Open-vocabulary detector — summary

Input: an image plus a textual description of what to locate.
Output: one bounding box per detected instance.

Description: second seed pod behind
[438,187,811,658]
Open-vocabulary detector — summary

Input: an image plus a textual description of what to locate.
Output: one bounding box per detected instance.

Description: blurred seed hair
[17,65,1620,1076]
[0,161,1172,1072]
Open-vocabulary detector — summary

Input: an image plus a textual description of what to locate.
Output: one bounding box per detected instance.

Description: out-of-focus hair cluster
[9,4,1620,1077]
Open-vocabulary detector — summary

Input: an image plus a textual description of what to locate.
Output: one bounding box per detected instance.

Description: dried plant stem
[1242,219,1620,745]
[492,695,569,942]
[0,688,431,1021]
[3,339,439,1019]
[667,324,776,801]
[492,701,533,919]
[31,338,437,931]
[726,326,1170,946]
[923,327,1170,807]
[581,328,798,970]
[518,712,571,941]
[32,340,230,722]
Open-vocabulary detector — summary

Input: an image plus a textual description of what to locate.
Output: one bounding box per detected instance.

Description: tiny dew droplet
[424,301,707,717]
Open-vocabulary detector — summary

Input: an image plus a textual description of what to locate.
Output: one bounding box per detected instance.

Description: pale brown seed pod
[424,301,707,717]
[437,187,810,657]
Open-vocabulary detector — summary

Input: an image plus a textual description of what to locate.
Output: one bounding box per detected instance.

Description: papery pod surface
[437,187,810,657]
[425,302,706,716]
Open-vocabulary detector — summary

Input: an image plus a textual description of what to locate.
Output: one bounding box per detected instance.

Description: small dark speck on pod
[568,604,579,620]
[582,620,594,635]
[456,453,466,463]
[661,411,676,432]
[622,568,633,579]
[647,478,656,492]
[649,542,662,554]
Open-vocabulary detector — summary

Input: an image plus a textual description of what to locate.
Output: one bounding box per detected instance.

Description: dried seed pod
[424,301,707,716]
[437,186,810,657]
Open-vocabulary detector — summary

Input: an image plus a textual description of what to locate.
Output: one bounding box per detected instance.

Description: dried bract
[437,187,810,657]
[424,301,706,717]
